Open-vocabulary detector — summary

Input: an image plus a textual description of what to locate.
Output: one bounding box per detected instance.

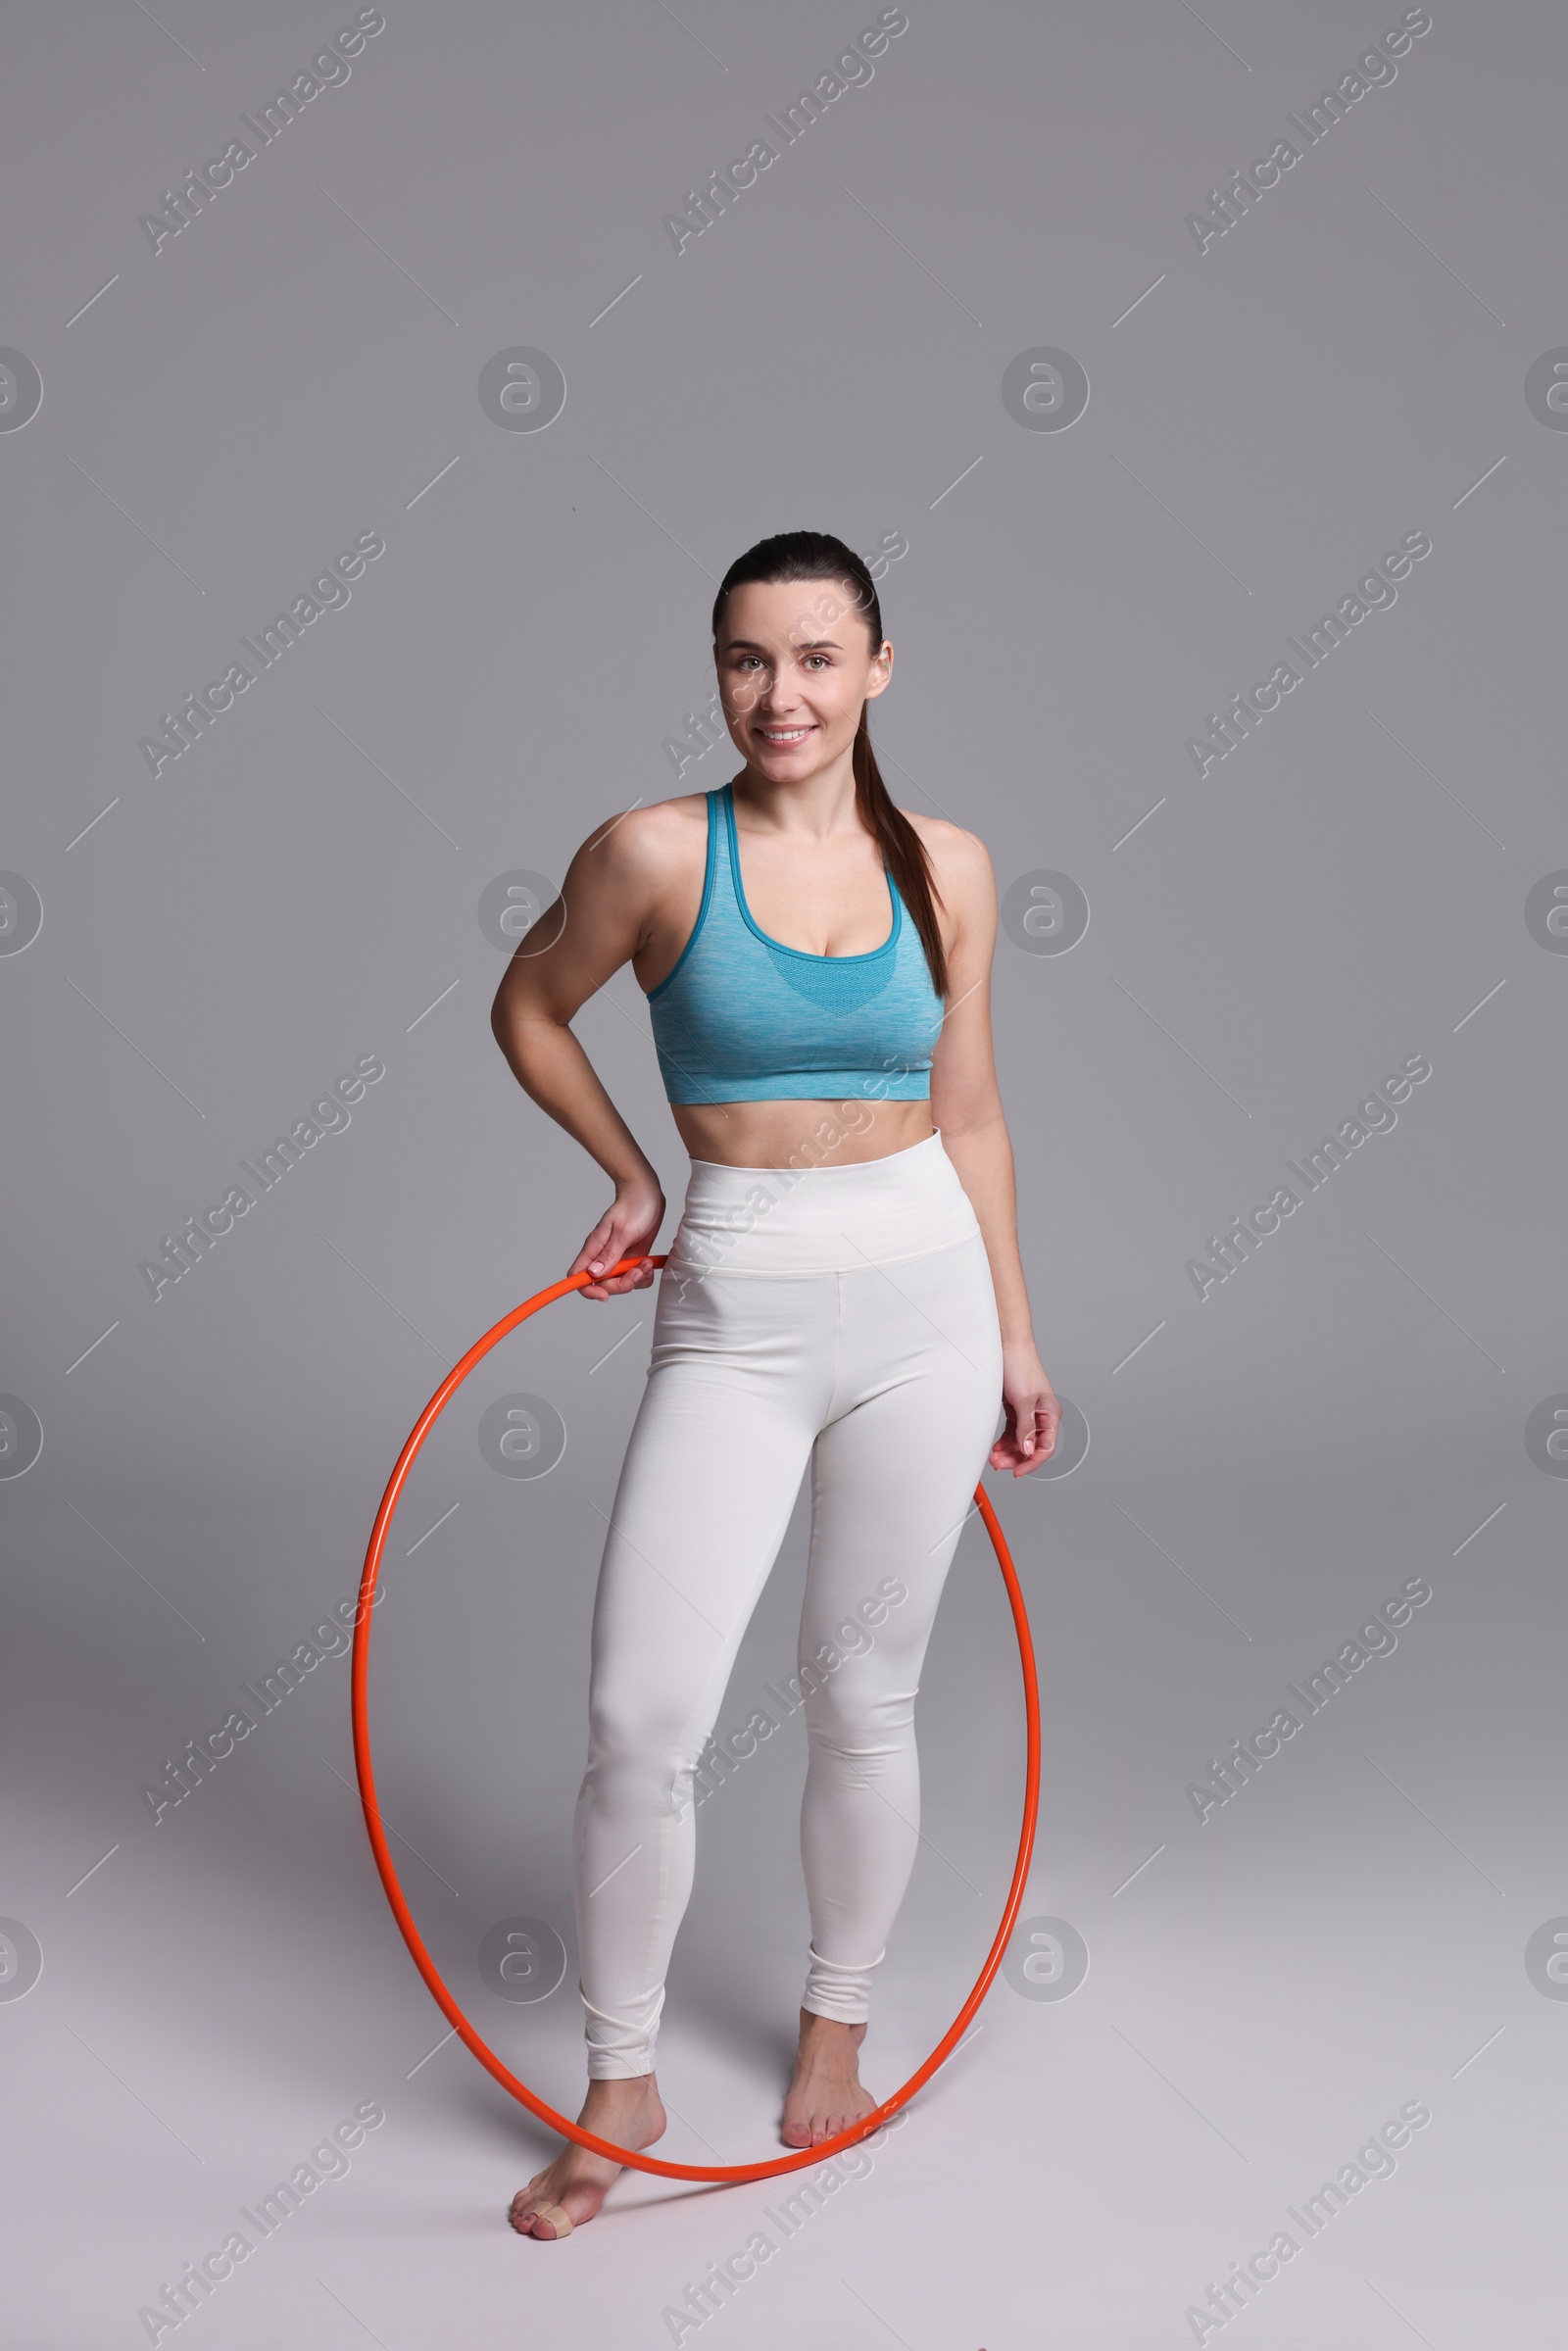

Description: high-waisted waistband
[668,1126,982,1276]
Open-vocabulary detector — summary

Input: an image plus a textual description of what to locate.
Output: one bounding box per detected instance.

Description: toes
[783,2072,874,2151]
[510,2198,572,2240]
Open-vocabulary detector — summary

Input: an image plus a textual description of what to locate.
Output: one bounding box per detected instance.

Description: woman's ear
[864,641,894,699]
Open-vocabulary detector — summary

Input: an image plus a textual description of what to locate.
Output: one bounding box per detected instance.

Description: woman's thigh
[586,1266,840,1753]
[799,1234,1004,1684]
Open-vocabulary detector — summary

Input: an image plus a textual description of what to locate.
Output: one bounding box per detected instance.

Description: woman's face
[714,575,892,782]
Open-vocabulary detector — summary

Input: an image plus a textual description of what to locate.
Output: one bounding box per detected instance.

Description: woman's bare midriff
[670,1096,936,1171]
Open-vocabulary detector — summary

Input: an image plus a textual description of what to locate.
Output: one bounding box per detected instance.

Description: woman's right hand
[569,1174,666,1300]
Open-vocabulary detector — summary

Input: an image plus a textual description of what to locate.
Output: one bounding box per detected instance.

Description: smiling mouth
[757,725,814,743]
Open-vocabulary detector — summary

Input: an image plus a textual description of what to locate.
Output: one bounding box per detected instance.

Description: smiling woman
[644,584,947,1110]
[488,526,1059,2239]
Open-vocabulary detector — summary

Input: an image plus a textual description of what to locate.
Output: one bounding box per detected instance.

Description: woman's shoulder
[555,793,716,944]
[899,805,994,895]
[573,790,712,882]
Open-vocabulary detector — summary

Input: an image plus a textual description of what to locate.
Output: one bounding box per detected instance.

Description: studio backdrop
[2,2,1562,2345]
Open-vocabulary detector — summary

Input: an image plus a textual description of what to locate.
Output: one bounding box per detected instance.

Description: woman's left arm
[923,821,1060,1476]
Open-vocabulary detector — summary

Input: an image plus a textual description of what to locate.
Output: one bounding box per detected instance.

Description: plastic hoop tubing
[351,1253,1040,2185]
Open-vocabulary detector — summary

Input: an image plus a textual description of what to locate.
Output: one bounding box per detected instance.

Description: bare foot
[508,2074,666,2238]
[781,2007,880,2148]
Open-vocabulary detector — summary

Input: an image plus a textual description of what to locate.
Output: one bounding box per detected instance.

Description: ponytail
[712,529,949,999]
[851,708,949,1000]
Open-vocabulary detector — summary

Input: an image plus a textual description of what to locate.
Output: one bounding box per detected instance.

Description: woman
[490,530,1059,2239]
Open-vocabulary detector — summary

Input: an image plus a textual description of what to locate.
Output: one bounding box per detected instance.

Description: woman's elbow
[489,979,537,1072]
[932,1089,1006,1148]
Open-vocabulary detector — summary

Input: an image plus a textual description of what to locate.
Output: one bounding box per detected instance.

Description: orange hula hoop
[351,1253,1041,2185]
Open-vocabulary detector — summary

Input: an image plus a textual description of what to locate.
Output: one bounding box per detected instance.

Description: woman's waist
[667,1123,982,1274]
[670,1094,933,1174]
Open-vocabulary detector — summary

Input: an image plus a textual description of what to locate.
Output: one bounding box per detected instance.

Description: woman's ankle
[798,2008,866,2041]
[583,2071,658,2105]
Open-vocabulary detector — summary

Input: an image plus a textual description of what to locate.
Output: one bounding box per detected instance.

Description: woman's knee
[801,1663,917,1753]
[798,1598,934,1710]
[586,1677,720,1786]
[586,1690,685,1779]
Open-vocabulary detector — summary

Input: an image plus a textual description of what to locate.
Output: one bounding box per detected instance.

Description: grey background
[2,1,1563,2343]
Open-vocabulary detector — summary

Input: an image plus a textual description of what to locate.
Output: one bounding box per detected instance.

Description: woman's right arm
[489,809,666,1301]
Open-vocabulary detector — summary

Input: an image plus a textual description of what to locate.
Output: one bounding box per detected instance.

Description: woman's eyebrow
[723,635,844,653]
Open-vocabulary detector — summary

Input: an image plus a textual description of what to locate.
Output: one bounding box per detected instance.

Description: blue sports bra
[646,782,946,1105]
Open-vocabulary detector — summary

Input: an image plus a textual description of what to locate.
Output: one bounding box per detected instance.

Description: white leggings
[571,1128,1004,2078]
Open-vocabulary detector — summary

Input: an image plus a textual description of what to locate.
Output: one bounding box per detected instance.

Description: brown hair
[710,530,948,998]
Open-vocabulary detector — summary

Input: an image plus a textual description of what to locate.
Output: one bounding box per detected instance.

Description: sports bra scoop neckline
[641,781,945,1108]
[717,781,900,967]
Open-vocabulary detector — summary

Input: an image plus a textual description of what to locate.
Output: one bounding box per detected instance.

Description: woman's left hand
[990,1346,1061,1477]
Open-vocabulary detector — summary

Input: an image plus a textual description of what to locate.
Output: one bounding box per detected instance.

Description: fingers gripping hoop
[351,1254,1041,2185]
